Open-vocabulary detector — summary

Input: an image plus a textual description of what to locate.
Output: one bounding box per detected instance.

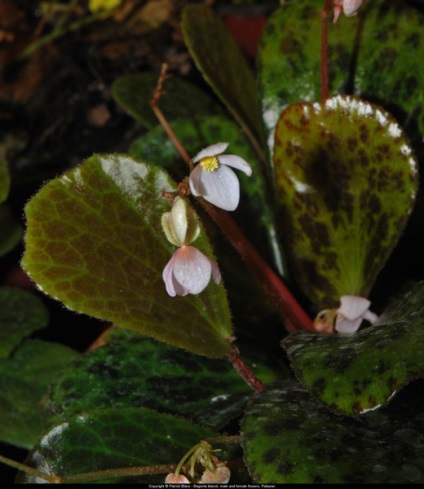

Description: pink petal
[218,154,252,176]
[193,142,229,163]
[162,252,179,297]
[190,165,240,211]
[172,246,212,295]
[209,257,221,284]
[338,295,371,321]
[165,473,190,484]
[335,316,363,334]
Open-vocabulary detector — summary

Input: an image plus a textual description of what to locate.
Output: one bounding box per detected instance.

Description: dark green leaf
[0,287,49,358]
[274,96,418,307]
[0,158,10,204]
[242,379,424,483]
[112,72,223,129]
[130,115,286,274]
[0,339,78,449]
[18,407,218,483]
[42,332,256,431]
[259,0,424,158]
[22,154,232,358]
[181,5,264,147]
[282,281,424,416]
[0,204,22,257]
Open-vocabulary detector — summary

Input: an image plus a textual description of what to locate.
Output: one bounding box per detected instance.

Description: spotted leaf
[274,96,418,308]
[242,379,424,483]
[282,281,424,416]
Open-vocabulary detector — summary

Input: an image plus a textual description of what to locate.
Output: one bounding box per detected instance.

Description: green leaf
[282,281,424,416]
[259,0,424,156]
[274,96,418,307]
[41,332,255,431]
[17,407,218,483]
[130,115,286,273]
[0,339,78,449]
[242,379,424,483]
[0,158,10,204]
[0,287,49,358]
[0,204,22,257]
[112,72,223,129]
[181,5,264,147]
[22,154,232,358]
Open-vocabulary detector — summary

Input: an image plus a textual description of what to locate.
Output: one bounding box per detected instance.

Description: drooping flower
[161,197,221,297]
[333,0,363,23]
[335,295,378,334]
[165,473,190,484]
[199,465,231,484]
[189,142,252,211]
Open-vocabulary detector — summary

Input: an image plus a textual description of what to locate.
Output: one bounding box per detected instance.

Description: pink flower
[199,466,231,484]
[165,473,190,484]
[162,245,221,297]
[335,295,378,334]
[333,0,363,23]
[189,142,252,211]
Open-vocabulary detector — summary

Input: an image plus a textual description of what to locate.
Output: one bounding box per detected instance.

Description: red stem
[228,345,264,393]
[321,0,334,101]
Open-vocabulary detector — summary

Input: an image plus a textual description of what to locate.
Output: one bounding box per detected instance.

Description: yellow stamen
[200,156,219,172]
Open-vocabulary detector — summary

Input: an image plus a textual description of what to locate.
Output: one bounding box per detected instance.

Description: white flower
[333,0,363,22]
[189,142,252,211]
[162,245,221,297]
[335,295,378,334]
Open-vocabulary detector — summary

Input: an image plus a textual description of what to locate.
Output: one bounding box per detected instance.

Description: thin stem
[63,464,176,483]
[150,64,315,333]
[228,345,265,393]
[0,453,61,483]
[321,0,334,101]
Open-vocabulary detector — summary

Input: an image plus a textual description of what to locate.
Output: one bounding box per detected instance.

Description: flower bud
[161,197,200,247]
[165,473,190,484]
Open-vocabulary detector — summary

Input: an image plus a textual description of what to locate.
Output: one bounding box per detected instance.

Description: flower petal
[335,316,363,335]
[162,252,179,297]
[337,295,371,321]
[190,165,240,211]
[193,142,229,163]
[363,309,378,324]
[343,0,363,16]
[209,257,221,284]
[165,473,190,484]
[172,246,212,295]
[218,154,252,176]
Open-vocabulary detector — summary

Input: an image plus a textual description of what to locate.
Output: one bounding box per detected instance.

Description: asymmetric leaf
[22,154,232,358]
[259,0,424,159]
[41,332,255,431]
[242,380,424,483]
[274,96,418,307]
[181,5,264,147]
[282,281,424,416]
[17,407,217,483]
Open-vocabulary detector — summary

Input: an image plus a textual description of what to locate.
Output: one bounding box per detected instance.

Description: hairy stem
[0,453,61,483]
[228,345,265,393]
[150,65,314,333]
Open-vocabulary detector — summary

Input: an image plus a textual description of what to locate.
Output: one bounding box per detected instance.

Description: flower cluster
[162,143,252,297]
[333,0,363,23]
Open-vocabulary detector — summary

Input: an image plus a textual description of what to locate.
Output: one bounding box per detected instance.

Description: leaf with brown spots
[282,280,424,416]
[242,379,424,483]
[274,95,418,308]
